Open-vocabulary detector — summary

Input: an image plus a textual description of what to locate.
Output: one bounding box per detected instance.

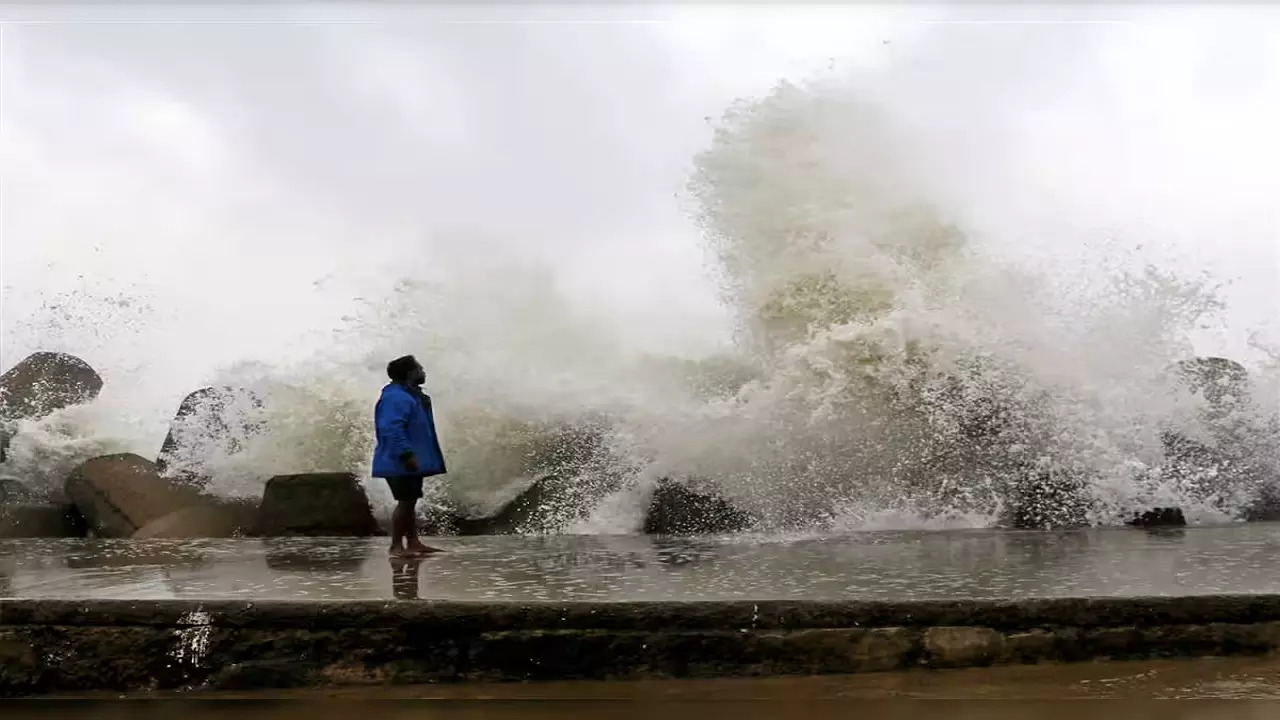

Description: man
[372,355,447,557]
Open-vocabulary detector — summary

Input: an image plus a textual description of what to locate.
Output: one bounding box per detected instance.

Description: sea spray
[4,75,1277,531]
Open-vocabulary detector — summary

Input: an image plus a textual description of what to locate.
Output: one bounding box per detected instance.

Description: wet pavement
[3,523,1280,601]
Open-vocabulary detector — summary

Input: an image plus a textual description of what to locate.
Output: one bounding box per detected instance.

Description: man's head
[387,355,426,387]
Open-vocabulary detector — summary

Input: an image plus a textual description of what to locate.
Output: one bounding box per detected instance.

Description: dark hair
[386,355,419,382]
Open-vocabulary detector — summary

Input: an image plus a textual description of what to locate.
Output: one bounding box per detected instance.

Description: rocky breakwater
[0,366,381,540]
[0,352,103,539]
[417,416,757,536]
[65,455,381,540]
[65,453,255,539]
[5,594,1280,694]
[421,474,754,537]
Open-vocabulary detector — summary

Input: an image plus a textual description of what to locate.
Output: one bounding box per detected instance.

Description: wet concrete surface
[3,523,1280,601]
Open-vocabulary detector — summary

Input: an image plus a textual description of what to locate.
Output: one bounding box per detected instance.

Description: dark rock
[1005,466,1092,530]
[420,416,633,536]
[133,500,258,540]
[455,475,573,535]
[1127,507,1187,528]
[428,474,594,536]
[0,352,104,422]
[255,473,379,537]
[417,501,463,536]
[643,479,755,535]
[0,477,36,505]
[1244,482,1280,522]
[427,473,758,537]
[0,503,87,538]
[155,386,264,488]
[65,453,207,538]
[922,626,1007,668]
[1174,357,1251,409]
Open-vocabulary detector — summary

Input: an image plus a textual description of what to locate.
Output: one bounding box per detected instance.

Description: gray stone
[1127,507,1187,528]
[65,453,206,538]
[0,503,85,539]
[852,627,920,672]
[0,352,103,422]
[1005,466,1092,530]
[256,473,379,537]
[923,626,1008,668]
[1174,356,1251,408]
[133,501,258,539]
[443,473,601,536]
[155,386,264,488]
[1004,629,1057,663]
[643,479,756,535]
[453,474,569,535]
[0,477,36,505]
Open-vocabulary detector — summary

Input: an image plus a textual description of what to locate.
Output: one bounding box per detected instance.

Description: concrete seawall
[5,595,1280,695]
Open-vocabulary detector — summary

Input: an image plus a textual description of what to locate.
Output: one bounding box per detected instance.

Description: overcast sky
[2,3,1278,398]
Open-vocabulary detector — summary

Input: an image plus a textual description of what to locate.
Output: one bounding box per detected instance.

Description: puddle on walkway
[5,523,1280,602]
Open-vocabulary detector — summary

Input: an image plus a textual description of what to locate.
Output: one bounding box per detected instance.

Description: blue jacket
[371,383,446,479]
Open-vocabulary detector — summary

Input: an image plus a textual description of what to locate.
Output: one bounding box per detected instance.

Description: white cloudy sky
[1,3,1278,392]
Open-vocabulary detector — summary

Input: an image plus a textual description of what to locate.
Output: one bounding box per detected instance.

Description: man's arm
[375,393,417,471]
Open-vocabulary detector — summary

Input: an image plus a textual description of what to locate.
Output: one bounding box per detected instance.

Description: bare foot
[405,543,444,556]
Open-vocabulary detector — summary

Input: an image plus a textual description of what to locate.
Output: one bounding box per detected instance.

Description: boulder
[438,473,619,536]
[0,352,103,421]
[1127,506,1187,528]
[1174,357,1251,409]
[417,501,464,536]
[255,473,380,537]
[454,475,572,535]
[412,475,586,536]
[0,477,36,505]
[133,500,259,539]
[65,453,206,538]
[923,627,1008,668]
[643,479,755,535]
[0,503,86,538]
[1005,466,1092,530]
[1244,482,1280,522]
[155,386,264,487]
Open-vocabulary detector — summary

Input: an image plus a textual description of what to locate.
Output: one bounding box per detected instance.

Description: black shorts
[386,476,425,502]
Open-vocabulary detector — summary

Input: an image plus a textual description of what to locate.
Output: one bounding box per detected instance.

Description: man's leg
[403,498,430,553]
[404,500,444,554]
[390,499,414,555]
[402,478,443,554]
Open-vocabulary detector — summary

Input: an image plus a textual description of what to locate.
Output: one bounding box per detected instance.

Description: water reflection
[2,524,1280,601]
[264,538,370,572]
[390,557,423,600]
[63,542,206,569]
